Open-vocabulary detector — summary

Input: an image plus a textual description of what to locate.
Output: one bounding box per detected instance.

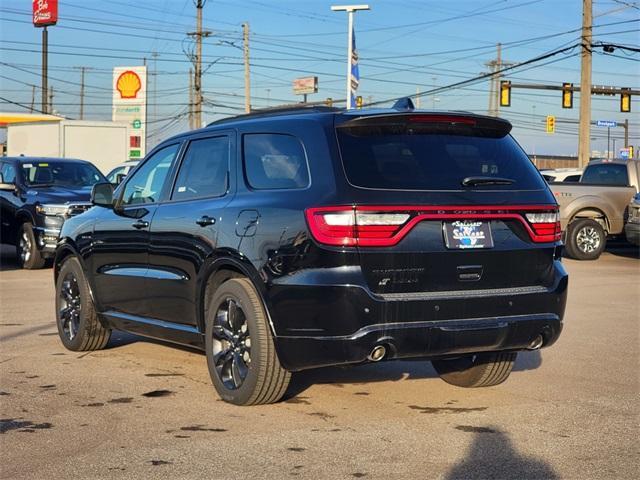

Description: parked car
[550,159,639,260]
[624,192,640,246]
[54,106,568,405]
[539,168,582,183]
[105,160,139,184]
[0,157,106,269]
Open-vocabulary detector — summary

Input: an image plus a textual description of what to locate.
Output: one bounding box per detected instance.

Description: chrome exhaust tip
[528,334,544,350]
[368,345,387,362]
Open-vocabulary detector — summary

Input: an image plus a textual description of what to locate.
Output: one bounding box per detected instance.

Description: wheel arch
[198,255,273,336]
[569,207,610,233]
[53,242,101,314]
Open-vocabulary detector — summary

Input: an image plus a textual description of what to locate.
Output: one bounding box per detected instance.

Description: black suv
[54,107,568,405]
[0,157,105,269]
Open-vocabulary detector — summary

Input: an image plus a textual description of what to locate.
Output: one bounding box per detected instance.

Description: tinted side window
[1,163,16,183]
[564,175,581,183]
[121,144,178,206]
[581,164,629,186]
[172,136,229,201]
[243,134,309,190]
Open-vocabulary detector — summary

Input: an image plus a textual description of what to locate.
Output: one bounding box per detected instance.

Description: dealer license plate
[443,220,494,249]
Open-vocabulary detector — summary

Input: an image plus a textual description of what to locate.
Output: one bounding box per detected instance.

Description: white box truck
[6,120,129,174]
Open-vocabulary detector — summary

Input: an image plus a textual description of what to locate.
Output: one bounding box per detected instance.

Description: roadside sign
[33,0,58,27]
[619,147,631,159]
[596,120,617,128]
[293,76,318,95]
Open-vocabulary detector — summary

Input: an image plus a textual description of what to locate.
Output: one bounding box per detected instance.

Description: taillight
[525,210,562,243]
[305,207,410,246]
[305,205,561,247]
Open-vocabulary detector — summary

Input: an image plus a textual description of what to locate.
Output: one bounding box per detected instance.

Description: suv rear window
[581,164,629,186]
[336,123,545,191]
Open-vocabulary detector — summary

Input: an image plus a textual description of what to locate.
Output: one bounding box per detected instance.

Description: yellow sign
[546,115,555,134]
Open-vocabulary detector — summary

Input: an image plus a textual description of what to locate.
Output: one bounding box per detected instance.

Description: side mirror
[115,172,126,185]
[91,182,114,208]
[0,173,15,192]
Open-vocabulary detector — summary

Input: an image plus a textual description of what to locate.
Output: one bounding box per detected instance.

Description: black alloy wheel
[211,298,252,390]
[205,278,290,405]
[59,272,82,341]
[55,256,111,351]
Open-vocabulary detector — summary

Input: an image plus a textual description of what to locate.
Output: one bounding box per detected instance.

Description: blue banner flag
[350,27,359,108]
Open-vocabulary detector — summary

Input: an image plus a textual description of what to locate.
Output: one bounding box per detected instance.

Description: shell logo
[116,70,142,99]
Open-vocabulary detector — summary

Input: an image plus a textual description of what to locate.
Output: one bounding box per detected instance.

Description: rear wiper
[461,176,515,186]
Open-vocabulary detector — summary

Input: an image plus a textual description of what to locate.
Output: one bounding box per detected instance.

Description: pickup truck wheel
[205,278,291,406]
[565,218,606,260]
[17,223,45,269]
[432,352,517,388]
[55,256,111,351]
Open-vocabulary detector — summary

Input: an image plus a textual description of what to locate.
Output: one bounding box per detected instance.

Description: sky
[0,0,638,155]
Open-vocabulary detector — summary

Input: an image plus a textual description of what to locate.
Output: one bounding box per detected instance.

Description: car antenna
[392,97,415,111]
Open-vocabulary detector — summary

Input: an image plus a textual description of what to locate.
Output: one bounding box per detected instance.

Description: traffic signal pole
[578,0,592,168]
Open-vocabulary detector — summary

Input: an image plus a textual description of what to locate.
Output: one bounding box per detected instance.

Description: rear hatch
[306,113,560,296]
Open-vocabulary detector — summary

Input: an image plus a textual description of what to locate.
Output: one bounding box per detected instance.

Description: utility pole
[331,4,370,110]
[48,86,54,114]
[416,87,420,108]
[152,52,159,124]
[188,0,211,129]
[188,68,194,129]
[578,0,593,168]
[485,43,512,117]
[623,119,629,147]
[79,67,86,120]
[42,26,48,113]
[30,85,35,113]
[243,23,251,113]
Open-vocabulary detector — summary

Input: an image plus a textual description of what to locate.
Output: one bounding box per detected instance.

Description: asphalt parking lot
[1,244,638,479]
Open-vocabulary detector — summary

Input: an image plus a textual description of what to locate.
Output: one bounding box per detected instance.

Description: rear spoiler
[336,113,512,138]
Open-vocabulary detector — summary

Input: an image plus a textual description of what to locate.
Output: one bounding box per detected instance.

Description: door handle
[132,219,149,229]
[196,215,216,227]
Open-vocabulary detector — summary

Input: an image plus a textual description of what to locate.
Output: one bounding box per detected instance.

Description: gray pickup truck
[550,159,639,260]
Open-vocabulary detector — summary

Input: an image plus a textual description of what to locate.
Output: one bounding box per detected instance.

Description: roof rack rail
[207,104,341,126]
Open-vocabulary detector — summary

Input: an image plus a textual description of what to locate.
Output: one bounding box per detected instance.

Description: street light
[331,4,370,110]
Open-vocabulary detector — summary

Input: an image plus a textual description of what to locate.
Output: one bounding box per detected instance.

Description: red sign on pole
[33,0,58,27]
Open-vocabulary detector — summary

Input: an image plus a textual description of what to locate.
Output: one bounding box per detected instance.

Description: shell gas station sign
[112,66,146,160]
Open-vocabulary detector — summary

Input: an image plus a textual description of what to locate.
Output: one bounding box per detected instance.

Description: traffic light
[325,97,333,107]
[500,80,511,107]
[562,83,573,109]
[546,115,555,134]
[620,88,631,112]
[356,96,363,109]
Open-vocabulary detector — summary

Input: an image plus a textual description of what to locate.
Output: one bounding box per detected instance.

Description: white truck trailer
[6,120,129,174]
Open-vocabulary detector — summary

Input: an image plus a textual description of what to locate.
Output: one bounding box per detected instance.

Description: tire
[205,278,291,406]
[16,223,45,269]
[564,218,606,260]
[55,256,111,351]
[432,352,517,388]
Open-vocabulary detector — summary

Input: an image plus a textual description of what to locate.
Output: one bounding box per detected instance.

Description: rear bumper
[270,261,568,371]
[625,222,640,246]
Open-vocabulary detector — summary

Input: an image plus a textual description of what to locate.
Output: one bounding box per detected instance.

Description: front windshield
[21,161,105,187]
